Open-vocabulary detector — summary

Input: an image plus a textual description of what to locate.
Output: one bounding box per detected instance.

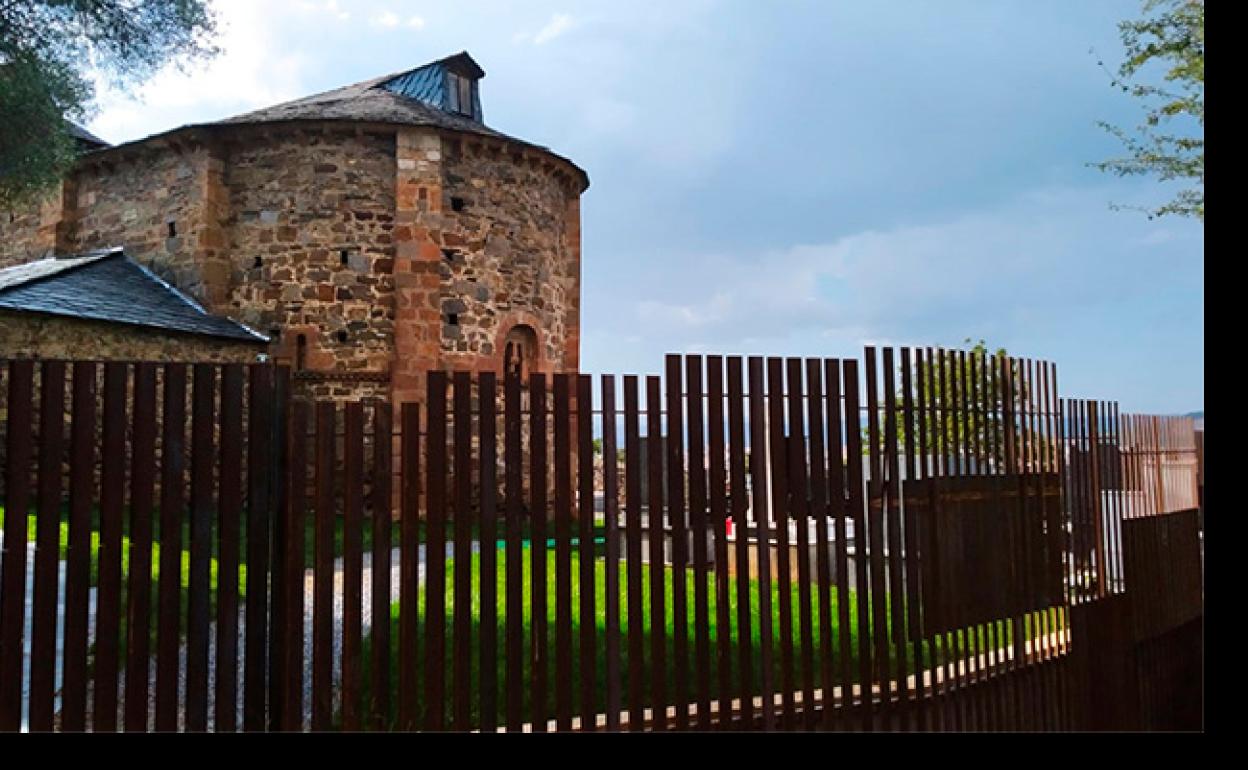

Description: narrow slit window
[447,73,462,113]
[458,77,473,117]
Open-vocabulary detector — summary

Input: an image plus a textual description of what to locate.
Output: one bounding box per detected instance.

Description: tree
[1092,0,1204,221]
[1,0,219,207]
[865,340,1048,472]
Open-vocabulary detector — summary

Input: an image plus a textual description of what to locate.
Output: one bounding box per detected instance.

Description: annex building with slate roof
[0,248,268,363]
[0,52,588,406]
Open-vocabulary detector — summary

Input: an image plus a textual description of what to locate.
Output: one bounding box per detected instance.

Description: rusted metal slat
[398,402,420,730]
[154,363,185,732]
[785,358,815,728]
[645,375,667,731]
[311,401,336,731]
[528,374,549,731]
[452,371,473,731]
[553,373,573,731]
[93,362,128,732]
[243,365,274,731]
[266,366,290,732]
[804,359,834,730]
[825,359,853,727]
[61,362,96,731]
[479,372,499,732]
[623,376,645,731]
[370,402,393,731]
[576,374,597,731]
[706,358,733,728]
[746,357,774,731]
[882,349,909,731]
[424,372,448,731]
[184,365,214,731]
[0,360,34,732]
[727,359,755,729]
[685,357,712,730]
[899,349,925,730]
[665,355,690,730]
[602,375,622,731]
[29,361,65,730]
[216,365,244,732]
[765,357,795,729]
[123,363,156,732]
[504,374,524,732]
[864,348,892,729]
[842,359,872,731]
[282,399,308,731]
[342,401,365,730]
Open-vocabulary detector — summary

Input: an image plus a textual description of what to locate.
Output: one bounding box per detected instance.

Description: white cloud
[622,182,1202,356]
[533,13,575,45]
[372,11,400,29]
[88,0,308,143]
[370,9,423,30]
[294,0,349,21]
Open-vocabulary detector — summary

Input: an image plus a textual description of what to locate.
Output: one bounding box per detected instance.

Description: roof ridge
[0,247,124,294]
[127,258,269,342]
[0,248,269,344]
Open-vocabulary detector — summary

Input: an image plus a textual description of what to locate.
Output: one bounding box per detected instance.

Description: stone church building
[0,52,589,407]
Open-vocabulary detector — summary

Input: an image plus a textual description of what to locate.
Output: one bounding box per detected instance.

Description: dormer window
[379,52,487,123]
[446,71,478,120]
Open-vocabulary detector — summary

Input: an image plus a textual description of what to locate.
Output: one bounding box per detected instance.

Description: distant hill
[1185,410,1204,430]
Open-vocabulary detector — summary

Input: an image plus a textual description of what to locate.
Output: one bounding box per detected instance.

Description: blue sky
[87,0,1203,414]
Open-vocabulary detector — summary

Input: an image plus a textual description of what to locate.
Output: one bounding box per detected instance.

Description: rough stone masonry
[0,52,589,413]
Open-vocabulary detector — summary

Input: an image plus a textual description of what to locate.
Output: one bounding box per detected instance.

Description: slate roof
[66,121,110,149]
[77,51,589,191]
[217,51,503,139]
[216,67,503,138]
[0,249,268,344]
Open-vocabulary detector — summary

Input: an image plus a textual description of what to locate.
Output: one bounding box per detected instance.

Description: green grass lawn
[1,504,402,585]
[355,547,900,730]
[2,503,1064,727]
[355,549,1065,731]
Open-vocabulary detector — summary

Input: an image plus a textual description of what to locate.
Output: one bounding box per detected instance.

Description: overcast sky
[87,0,1203,414]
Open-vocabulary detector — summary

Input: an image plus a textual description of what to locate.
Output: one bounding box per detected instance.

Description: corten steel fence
[0,347,1203,732]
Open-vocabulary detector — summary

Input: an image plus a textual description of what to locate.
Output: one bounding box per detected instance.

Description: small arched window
[503,324,538,381]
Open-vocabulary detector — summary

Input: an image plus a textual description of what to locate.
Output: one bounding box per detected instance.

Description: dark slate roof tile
[76,51,589,192]
[0,250,268,344]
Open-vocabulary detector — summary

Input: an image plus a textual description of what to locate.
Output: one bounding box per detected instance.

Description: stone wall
[0,310,264,363]
[66,142,218,304]
[388,127,583,412]
[223,126,398,396]
[0,185,67,267]
[2,121,585,417]
[438,136,581,372]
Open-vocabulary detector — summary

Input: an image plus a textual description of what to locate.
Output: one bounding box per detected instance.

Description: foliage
[0,0,219,206]
[1092,0,1204,220]
[864,339,1042,469]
